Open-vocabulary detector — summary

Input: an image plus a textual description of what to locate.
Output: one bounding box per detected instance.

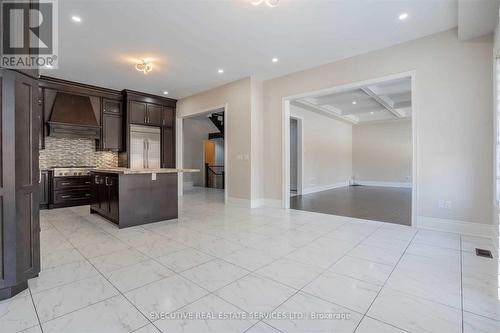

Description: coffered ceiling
[294,77,412,124]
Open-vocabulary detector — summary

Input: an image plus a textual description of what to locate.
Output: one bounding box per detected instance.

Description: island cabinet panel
[0,69,40,300]
[90,171,177,228]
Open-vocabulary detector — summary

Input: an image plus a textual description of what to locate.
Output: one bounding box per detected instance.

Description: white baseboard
[226,196,252,208]
[302,181,350,195]
[417,216,495,238]
[183,181,194,189]
[353,180,412,188]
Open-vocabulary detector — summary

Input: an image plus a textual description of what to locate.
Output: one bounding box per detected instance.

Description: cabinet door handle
[85,181,91,184]
[144,115,147,124]
[85,194,90,197]
[61,182,71,185]
[61,195,71,198]
[39,170,42,183]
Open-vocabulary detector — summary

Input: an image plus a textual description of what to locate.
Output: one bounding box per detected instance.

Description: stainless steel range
[52,166,96,177]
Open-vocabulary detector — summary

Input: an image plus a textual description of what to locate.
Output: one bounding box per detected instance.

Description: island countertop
[91,168,199,174]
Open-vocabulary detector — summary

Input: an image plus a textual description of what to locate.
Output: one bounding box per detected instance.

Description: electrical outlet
[438,199,452,209]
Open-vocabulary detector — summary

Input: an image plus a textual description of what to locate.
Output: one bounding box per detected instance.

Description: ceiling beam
[293,100,358,124]
[361,87,403,118]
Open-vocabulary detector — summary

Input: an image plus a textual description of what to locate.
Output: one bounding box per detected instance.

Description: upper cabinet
[128,100,164,127]
[101,99,123,152]
[122,90,177,168]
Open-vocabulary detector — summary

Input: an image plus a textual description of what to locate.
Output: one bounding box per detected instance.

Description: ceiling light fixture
[163,91,169,95]
[71,15,82,23]
[250,0,279,8]
[135,60,153,74]
[370,112,374,115]
[398,12,408,20]
[218,68,224,74]
[352,101,357,105]
[272,57,279,63]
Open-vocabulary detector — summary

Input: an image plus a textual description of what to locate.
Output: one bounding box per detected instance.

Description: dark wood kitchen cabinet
[90,173,119,223]
[39,170,50,209]
[102,113,123,151]
[161,107,176,168]
[128,100,163,126]
[0,69,40,300]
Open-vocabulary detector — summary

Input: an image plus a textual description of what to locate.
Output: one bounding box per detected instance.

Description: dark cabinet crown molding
[122,89,177,107]
[39,76,122,100]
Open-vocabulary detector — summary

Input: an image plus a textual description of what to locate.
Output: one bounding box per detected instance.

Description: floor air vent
[475,248,493,258]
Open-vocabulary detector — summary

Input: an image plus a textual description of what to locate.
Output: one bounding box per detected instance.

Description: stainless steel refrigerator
[130,125,161,169]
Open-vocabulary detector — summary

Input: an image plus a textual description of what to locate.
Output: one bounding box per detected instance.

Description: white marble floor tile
[354,317,405,333]
[156,248,215,272]
[41,295,148,333]
[303,271,381,313]
[221,247,279,271]
[125,275,208,318]
[28,260,99,294]
[40,247,84,271]
[32,275,118,322]
[255,258,323,289]
[412,230,461,250]
[134,240,187,258]
[245,322,282,333]
[104,260,175,292]
[20,324,43,333]
[215,274,296,314]
[89,248,149,273]
[330,256,393,286]
[360,235,410,252]
[385,254,462,309]
[132,323,161,333]
[347,244,402,266]
[0,294,39,333]
[76,238,129,258]
[154,294,256,333]
[266,292,363,333]
[181,259,250,291]
[405,242,461,270]
[285,243,349,269]
[463,311,500,333]
[367,288,462,333]
[461,236,496,255]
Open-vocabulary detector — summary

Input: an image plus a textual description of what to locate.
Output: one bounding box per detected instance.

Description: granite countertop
[91,168,200,174]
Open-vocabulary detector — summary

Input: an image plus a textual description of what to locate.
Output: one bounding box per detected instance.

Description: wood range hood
[47,92,101,139]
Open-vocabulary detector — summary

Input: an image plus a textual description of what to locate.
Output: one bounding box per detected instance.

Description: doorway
[283,72,416,226]
[178,106,227,202]
[289,117,303,197]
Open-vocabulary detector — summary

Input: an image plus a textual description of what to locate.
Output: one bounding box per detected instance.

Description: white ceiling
[295,77,412,124]
[42,0,458,99]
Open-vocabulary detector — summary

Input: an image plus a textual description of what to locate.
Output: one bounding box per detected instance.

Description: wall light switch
[152,173,157,181]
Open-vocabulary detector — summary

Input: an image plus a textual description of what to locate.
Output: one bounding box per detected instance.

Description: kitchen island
[90,168,198,228]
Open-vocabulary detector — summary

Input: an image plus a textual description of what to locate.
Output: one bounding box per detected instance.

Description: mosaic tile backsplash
[39,137,118,169]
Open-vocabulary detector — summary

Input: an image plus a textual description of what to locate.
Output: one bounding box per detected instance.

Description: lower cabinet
[90,173,119,223]
[39,170,49,209]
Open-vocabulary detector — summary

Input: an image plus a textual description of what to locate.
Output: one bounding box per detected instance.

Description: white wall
[353,120,412,186]
[290,104,352,193]
[182,117,218,186]
[263,29,494,227]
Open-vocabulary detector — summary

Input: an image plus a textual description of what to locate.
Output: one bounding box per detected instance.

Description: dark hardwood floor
[290,185,412,226]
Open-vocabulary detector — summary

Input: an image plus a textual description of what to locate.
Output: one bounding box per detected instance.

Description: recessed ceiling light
[370,111,374,115]
[398,13,408,20]
[272,57,279,63]
[71,15,82,23]
[218,69,224,74]
[352,101,357,105]
[163,91,169,95]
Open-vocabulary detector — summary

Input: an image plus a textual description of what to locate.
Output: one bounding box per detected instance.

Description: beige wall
[353,120,412,185]
[263,29,493,225]
[177,78,252,201]
[291,104,352,192]
[182,117,218,186]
